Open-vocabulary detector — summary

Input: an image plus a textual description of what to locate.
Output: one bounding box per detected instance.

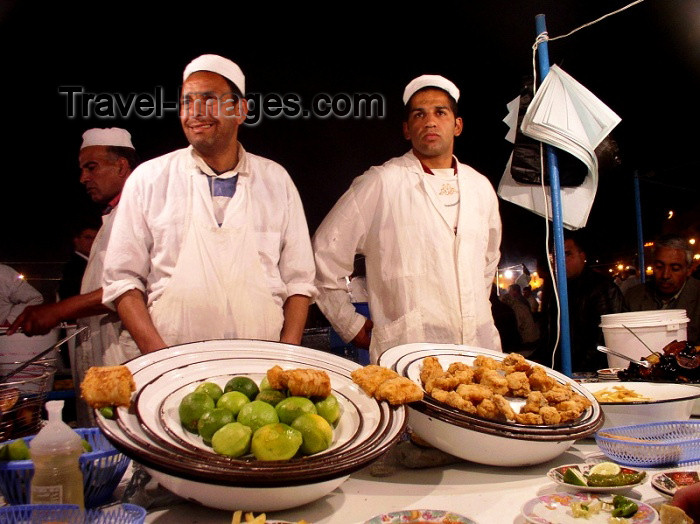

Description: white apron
[149,171,284,346]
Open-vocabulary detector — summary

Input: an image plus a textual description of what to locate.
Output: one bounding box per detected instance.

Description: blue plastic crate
[0,503,146,523]
[0,428,130,508]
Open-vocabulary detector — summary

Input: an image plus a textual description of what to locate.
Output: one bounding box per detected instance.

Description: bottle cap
[29,400,83,456]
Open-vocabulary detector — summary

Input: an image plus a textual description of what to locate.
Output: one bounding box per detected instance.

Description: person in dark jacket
[555,229,626,373]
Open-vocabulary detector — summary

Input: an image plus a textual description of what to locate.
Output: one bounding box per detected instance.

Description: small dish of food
[652,469,700,498]
[521,492,657,524]
[547,462,647,492]
[363,509,476,524]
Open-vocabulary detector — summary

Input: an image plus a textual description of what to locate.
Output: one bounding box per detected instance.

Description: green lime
[255,389,287,407]
[291,413,333,455]
[194,382,224,404]
[211,422,252,457]
[178,391,215,433]
[237,400,279,433]
[99,406,115,419]
[259,376,273,391]
[563,467,587,486]
[224,376,260,400]
[275,396,317,425]
[80,439,92,453]
[7,439,30,461]
[217,391,250,417]
[314,395,341,426]
[589,461,621,476]
[197,407,235,445]
[251,423,302,461]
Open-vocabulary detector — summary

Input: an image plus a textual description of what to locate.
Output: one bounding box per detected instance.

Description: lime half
[589,461,621,476]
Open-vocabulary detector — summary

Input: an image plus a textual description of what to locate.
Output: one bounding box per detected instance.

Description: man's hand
[351,318,373,349]
[7,304,61,336]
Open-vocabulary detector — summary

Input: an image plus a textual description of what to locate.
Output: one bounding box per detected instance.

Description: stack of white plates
[96,340,407,512]
[378,344,604,467]
[596,368,623,381]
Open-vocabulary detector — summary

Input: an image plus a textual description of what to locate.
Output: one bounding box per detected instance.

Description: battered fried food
[455,383,493,404]
[539,406,562,425]
[81,365,136,409]
[514,412,543,425]
[543,384,573,404]
[420,356,444,385]
[528,366,557,392]
[374,376,424,405]
[506,371,531,397]
[521,391,547,414]
[266,365,332,397]
[492,394,516,420]
[350,365,399,397]
[479,369,509,395]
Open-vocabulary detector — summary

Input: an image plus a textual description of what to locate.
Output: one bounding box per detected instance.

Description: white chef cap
[402,74,460,105]
[80,128,134,150]
[183,54,245,96]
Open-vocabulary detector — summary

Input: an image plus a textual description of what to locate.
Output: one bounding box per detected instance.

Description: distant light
[17,274,25,280]
[608,268,613,273]
[668,210,674,219]
[694,254,700,261]
[617,264,624,271]
[504,270,513,279]
[690,238,696,245]
[644,242,654,247]
[646,266,653,275]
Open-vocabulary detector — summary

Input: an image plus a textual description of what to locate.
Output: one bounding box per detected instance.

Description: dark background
[1,0,699,277]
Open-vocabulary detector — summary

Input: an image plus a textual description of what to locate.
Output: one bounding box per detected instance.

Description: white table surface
[141,438,674,524]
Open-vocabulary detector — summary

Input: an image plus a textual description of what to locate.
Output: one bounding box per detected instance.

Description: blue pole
[633,170,646,283]
[535,14,573,377]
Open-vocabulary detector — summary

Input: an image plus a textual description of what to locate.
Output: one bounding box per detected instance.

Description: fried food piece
[557,410,581,423]
[505,371,531,397]
[543,384,573,404]
[425,373,463,393]
[431,389,477,413]
[476,398,502,421]
[351,365,399,396]
[514,412,543,425]
[539,406,562,425]
[81,365,136,409]
[266,365,288,390]
[374,377,424,405]
[521,391,547,414]
[286,369,331,397]
[479,369,509,395]
[420,356,444,385]
[456,383,493,404]
[568,393,592,411]
[528,366,557,392]
[492,394,516,420]
[502,353,532,374]
[267,366,332,397]
[473,355,502,371]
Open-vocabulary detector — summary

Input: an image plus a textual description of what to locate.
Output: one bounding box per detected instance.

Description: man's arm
[114,289,166,353]
[7,289,110,336]
[279,294,310,345]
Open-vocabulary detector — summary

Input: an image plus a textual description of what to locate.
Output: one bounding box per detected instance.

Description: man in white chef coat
[9,127,137,425]
[102,54,315,356]
[313,74,502,363]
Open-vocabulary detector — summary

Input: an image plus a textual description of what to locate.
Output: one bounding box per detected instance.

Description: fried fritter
[521,391,547,414]
[543,384,573,404]
[540,406,562,425]
[505,371,531,397]
[431,389,478,413]
[374,377,424,405]
[81,365,136,409]
[455,383,493,404]
[351,365,399,396]
[502,352,532,373]
[420,356,444,385]
[492,394,516,420]
[267,366,332,397]
[514,412,543,425]
[479,369,509,395]
[528,366,557,392]
[476,398,502,421]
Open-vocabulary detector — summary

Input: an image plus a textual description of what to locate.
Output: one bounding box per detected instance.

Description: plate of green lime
[548,461,647,492]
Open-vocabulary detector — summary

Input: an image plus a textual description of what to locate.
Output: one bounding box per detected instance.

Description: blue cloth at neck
[210,176,238,197]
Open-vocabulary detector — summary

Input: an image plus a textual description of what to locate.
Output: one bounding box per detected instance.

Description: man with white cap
[102,54,315,354]
[9,127,137,425]
[313,74,502,363]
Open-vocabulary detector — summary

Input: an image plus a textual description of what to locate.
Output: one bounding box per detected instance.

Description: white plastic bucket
[599,310,689,369]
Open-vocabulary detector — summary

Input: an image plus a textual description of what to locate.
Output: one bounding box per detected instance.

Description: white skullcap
[183,54,245,96]
[402,74,460,105]
[80,128,134,150]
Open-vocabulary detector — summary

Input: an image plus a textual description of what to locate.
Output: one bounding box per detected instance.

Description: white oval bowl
[145,467,349,512]
[407,407,576,467]
[581,382,700,430]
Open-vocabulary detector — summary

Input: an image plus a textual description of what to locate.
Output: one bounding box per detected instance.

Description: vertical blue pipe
[535,14,573,377]
[634,170,646,283]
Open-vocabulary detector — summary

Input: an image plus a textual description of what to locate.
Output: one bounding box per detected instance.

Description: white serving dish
[581,381,700,430]
[145,467,349,512]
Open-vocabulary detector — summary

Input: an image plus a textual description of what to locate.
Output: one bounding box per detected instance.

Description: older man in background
[625,233,699,344]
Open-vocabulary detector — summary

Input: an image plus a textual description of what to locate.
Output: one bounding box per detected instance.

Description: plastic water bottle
[29,400,85,507]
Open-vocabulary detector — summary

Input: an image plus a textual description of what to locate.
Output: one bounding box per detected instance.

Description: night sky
[2,0,699,276]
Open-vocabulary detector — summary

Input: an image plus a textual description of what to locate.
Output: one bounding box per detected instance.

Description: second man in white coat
[313,74,503,363]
